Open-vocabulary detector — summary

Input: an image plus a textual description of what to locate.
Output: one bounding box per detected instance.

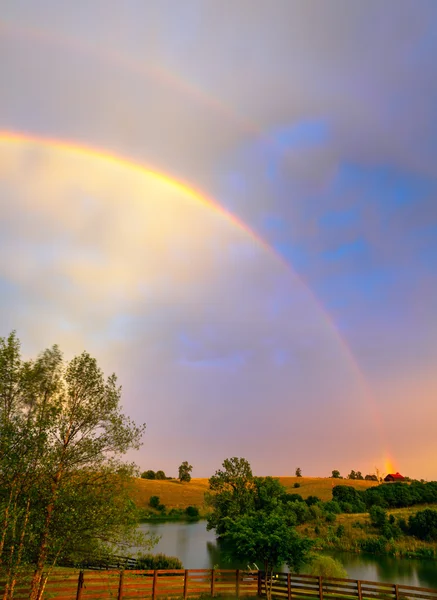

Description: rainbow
[0,129,395,472]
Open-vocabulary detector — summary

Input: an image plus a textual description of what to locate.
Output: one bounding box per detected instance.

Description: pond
[138,521,437,589]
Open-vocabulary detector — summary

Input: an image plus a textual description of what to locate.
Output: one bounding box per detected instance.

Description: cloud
[1,1,436,476]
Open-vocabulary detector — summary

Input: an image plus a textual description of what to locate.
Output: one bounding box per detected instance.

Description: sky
[0,1,436,479]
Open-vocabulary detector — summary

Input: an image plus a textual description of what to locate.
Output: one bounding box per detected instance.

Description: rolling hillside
[129,476,379,510]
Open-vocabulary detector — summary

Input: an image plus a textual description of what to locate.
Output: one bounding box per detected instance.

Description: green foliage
[294,482,301,488]
[223,510,312,582]
[325,512,336,523]
[408,509,437,541]
[348,470,357,480]
[332,485,366,513]
[359,536,387,553]
[305,495,321,507]
[206,457,255,536]
[155,470,166,480]
[142,470,156,479]
[331,470,341,478]
[136,553,183,569]
[309,555,347,578]
[369,506,387,528]
[336,524,345,538]
[185,505,200,518]
[295,467,302,477]
[207,458,312,600]
[178,461,193,483]
[324,500,341,514]
[363,480,437,509]
[149,495,161,509]
[283,493,304,503]
[0,332,150,597]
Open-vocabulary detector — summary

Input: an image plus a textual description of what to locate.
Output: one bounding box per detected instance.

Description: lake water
[138,521,437,589]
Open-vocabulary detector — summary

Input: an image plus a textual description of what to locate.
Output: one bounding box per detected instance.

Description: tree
[408,509,437,541]
[149,496,161,509]
[295,467,302,477]
[141,470,156,479]
[0,332,150,600]
[178,461,193,483]
[223,509,312,600]
[206,457,255,536]
[347,470,357,480]
[155,470,166,480]
[331,470,341,478]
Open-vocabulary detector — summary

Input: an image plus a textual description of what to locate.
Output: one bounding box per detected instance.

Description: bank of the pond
[136,521,437,589]
[140,515,205,523]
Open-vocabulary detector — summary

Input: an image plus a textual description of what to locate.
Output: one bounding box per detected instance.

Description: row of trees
[331,470,378,480]
[0,332,153,600]
[141,462,193,482]
[332,480,437,512]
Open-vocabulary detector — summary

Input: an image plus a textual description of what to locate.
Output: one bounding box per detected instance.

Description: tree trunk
[7,496,31,600]
[28,471,62,600]
[0,485,15,563]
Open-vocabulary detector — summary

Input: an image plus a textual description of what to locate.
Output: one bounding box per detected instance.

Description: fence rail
[1,569,436,600]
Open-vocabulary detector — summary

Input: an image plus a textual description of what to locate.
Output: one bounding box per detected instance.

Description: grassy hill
[130,476,379,511]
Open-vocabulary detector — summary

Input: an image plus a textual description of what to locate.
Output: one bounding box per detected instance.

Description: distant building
[384,472,405,482]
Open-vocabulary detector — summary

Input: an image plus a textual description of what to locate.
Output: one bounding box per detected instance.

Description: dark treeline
[333,481,437,512]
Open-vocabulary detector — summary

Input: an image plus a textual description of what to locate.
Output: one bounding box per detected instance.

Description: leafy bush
[141,470,156,480]
[185,506,200,518]
[324,500,341,514]
[149,495,161,509]
[309,556,347,578]
[288,501,310,524]
[359,537,386,553]
[381,522,401,540]
[305,495,321,507]
[283,493,304,503]
[155,470,166,480]
[136,553,183,569]
[336,524,345,538]
[325,512,336,523]
[369,506,387,528]
[409,509,437,541]
[294,482,301,488]
[341,502,353,514]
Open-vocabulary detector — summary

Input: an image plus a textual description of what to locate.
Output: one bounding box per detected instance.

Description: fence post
[211,569,215,597]
[183,569,188,599]
[152,570,157,600]
[117,570,124,600]
[236,569,240,598]
[258,571,262,597]
[288,573,292,600]
[395,584,400,600]
[357,580,362,600]
[76,570,84,600]
[319,576,324,600]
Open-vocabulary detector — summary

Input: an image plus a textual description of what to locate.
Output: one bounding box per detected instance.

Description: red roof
[385,472,404,480]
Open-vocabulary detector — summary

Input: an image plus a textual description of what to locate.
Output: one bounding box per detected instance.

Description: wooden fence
[1,569,437,600]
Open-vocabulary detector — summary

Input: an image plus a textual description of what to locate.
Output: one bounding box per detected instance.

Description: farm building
[384,472,405,482]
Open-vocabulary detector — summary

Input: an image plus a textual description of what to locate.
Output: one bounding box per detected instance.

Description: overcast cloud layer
[0,1,436,478]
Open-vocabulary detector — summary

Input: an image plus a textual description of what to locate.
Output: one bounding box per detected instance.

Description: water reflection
[137,522,437,588]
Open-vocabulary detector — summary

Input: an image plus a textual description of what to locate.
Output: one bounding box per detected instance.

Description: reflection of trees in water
[176,528,188,561]
[416,560,437,589]
[206,539,248,569]
[374,555,418,585]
